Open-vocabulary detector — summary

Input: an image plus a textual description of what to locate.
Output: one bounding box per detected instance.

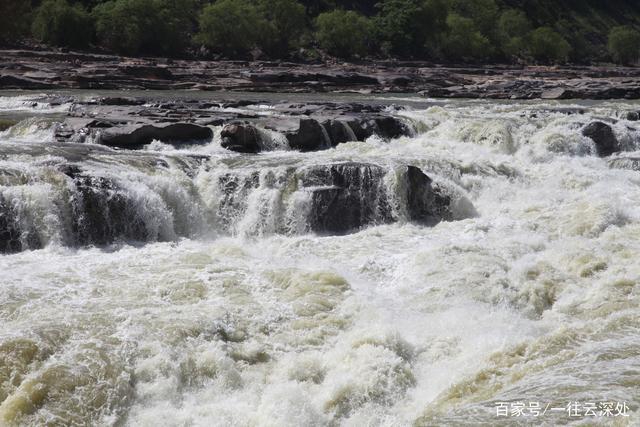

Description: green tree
[448,0,499,39]
[31,0,93,49]
[443,13,492,61]
[196,0,266,57]
[258,0,307,57]
[527,27,571,63]
[93,0,196,56]
[608,26,640,65]
[497,9,531,57]
[315,10,372,58]
[375,0,448,57]
[0,0,31,42]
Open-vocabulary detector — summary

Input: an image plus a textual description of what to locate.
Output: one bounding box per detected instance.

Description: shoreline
[2,49,640,100]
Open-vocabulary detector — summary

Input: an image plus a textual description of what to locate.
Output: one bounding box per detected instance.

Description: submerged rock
[582,121,620,157]
[608,157,640,171]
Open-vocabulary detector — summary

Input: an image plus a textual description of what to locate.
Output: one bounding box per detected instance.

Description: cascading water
[1,94,640,426]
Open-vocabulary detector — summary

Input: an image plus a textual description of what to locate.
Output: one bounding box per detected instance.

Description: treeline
[2,0,640,65]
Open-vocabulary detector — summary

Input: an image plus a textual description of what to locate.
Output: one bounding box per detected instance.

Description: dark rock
[582,121,620,157]
[0,74,54,89]
[302,163,392,234]
[221,100,257,108]
[0,194,41,253]
[221,123,261,153]
[299,163,452,234]
[70,174,149,245]
[99,97,145,106]
[365,116,410,140]
[325,120,357,146]
[97,123,213,148]
[627,111,640,121]
[286,119,331,151]
[406,165,451,223]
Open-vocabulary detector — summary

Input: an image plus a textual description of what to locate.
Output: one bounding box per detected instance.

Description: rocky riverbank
[2,48,640,99]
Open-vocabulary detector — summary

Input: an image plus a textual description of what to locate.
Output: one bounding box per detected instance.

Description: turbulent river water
[1,92,639,426]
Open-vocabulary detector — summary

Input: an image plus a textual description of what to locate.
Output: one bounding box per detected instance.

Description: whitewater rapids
[1,93,639,426]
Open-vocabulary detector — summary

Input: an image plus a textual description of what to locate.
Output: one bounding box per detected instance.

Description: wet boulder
[366,116,410,140]
[324,119,358,145]
[97,123,213,149]
[0,194,41,253]
[221,123,261,153]
[582,121,620,157]
[286,119,331,151]
[406,165,451,223]
[70,175,149,245]
[299,163,452,234]
[301,163,392,234]
[627,111,640,121]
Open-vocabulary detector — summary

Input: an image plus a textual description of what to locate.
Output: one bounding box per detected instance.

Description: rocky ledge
[53,95,413,152]
[0,141,462,252]
[2,48,640,99]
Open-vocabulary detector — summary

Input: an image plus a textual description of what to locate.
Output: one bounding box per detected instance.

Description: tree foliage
[5,0,640,65]
[32,0,93,49]
[315,10,372,58]
[608,26,640,65]
[0,0,32,42]
[196,0,266,57]
[93,0,196,56]
[375,0,448,57]
[443,13,493,61]
[527,27,572,63]
[498,9,531,57]
[258,0,308,57]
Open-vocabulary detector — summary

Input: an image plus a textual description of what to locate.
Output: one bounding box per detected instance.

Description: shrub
[315,10,372,58]
[608,26,640,65]
[443,13,492,61]
[93,0,196,56]
[196,0,266,57]
[31,0,93,49]
[375,0,448,57]
[0,0,31,42]
[257,0,307,57]
[527,27,571,63]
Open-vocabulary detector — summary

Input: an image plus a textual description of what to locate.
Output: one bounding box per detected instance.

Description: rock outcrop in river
[54,96,413,152]
[0,141,460,253]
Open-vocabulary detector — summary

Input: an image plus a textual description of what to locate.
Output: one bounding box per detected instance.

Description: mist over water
[1,93,640,426]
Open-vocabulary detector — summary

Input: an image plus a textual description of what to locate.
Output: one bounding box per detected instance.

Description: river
[0,92,639,426]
